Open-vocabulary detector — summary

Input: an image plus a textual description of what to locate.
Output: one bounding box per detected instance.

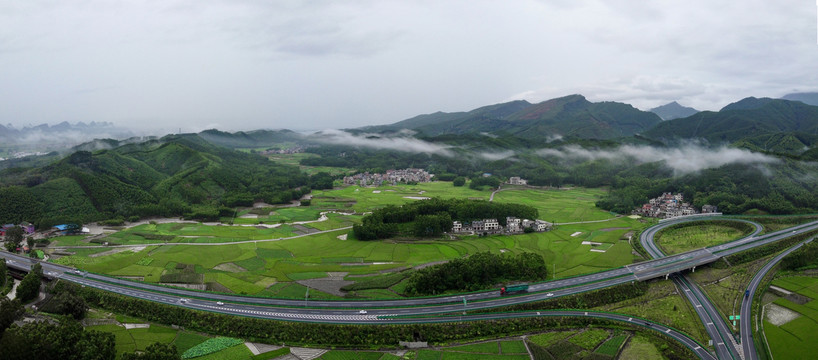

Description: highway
[739,238,812,360]
[4,217,818,359]
[639,217,762,360]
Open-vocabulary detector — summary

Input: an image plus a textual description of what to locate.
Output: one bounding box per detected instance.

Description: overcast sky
[1,0,817,133]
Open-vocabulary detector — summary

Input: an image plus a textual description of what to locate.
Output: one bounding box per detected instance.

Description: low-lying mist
[536,144,779,175]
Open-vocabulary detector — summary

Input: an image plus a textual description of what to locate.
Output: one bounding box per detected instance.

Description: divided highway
[4,216,818,359]
[740,238,812,360]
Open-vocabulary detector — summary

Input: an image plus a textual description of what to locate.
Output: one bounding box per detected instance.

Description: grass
[593,279,710,346]
[763,275,818,360]
[174,332,210,354]
[619,334,662,360]
[655,223,750,255]
[595,334,628,356]
[445,342,499,353]
[50,234,91,246]
[528,331,577,347]
[492,187,615,223]
[498,341,528,354]
[51,186,645,297]
[320,351,383,360]
[567,328,609,350]
[690,254,774,325]
[85,324,178,357]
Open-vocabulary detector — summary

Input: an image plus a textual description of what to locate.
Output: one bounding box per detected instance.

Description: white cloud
[310,129,453,156]
[537,144,779,175]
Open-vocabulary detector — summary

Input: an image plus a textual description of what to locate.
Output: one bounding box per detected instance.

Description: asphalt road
[639,217,762,360]
[739,238,812,360]
[4,216,818,359]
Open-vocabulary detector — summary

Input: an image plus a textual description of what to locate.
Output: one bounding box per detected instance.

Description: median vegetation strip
[655,220,754,255]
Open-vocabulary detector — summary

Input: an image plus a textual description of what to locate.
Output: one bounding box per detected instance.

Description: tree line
[404,252,548,295]
[352,197,538,240]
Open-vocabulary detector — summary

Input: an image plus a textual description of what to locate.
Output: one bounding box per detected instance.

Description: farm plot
[309,182,491,213]
[52,216,641,297]
[763,276,818,360]
[492,187,615,223]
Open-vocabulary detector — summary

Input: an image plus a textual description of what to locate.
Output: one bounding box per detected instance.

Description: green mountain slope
[0,135,308,226]
[650,101,699,120]
[364,95,661,139]
[644,98,818,150]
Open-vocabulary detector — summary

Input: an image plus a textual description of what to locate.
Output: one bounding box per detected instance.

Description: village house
[451,217,552,235]
[508,177,528,185]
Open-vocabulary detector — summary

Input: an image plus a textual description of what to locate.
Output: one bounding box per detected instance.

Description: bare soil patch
[765,303,801,326]
[297,279,354,297]
[600,227,630,232]
[214,263,247,273]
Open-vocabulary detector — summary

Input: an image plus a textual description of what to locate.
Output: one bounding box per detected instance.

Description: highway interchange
[3,216,818,359]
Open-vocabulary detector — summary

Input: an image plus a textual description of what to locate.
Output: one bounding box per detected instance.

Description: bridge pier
[692,266,695,273]
[665,274,669,280]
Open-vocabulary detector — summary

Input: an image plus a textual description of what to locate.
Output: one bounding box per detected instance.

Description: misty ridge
[308,130,780,176]
[536,144,780,175]
[310,129,454,156]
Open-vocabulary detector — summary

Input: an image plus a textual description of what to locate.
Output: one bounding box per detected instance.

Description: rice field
[50,185,645,297]
[763,276,818,360]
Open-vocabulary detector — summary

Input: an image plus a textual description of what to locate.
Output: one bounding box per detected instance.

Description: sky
[1,0,818,133]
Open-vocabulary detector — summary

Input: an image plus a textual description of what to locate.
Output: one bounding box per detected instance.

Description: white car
[358,310,368,314]
[546,293,554,297]
[216,301,224,306]
[180,298,189,303]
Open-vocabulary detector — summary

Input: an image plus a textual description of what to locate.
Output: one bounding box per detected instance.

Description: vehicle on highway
[745,290,750,297]
[359,310,367,314]
[217,301,224,306]
[546,292,554,297]
[180,298,189,303]
[500,284,529,296]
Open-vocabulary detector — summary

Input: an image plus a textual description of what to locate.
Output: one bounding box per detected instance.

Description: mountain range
[649,101,699,120]
[359,95,662,140]
[359,94,818,155]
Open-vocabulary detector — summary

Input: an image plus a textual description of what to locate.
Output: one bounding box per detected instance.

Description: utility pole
[305,287,309,308]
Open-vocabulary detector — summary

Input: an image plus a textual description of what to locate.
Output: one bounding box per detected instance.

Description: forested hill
[360,95,661,140]
[0,134,309,227]
[643,98,818,154]
[649,101,699,120]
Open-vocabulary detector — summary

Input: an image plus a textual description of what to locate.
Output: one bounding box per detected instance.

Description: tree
[0,319,115,360]
[0,297,23,335]
[0,259,6,289]
[15,263,42,303]
[4,226,24,252]
[453,177,466,187]
[120,342,181,360]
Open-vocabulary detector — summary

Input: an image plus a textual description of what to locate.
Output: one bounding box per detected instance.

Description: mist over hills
[781,92,818,106]
[0,121,134,147]
[644,97,818,154]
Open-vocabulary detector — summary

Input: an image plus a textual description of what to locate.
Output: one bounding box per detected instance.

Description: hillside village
[632,192,718,219]
[343,168,432,186]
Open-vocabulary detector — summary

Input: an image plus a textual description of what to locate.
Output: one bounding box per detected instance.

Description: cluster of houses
[0,222,36,236]
[343,168,433,186]
[259,146,307,155]
[452,217,552,235]
[632,193,718,219]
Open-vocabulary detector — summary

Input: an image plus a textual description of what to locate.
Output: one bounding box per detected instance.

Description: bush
[453,177,466,187]
[181,337,243,359]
